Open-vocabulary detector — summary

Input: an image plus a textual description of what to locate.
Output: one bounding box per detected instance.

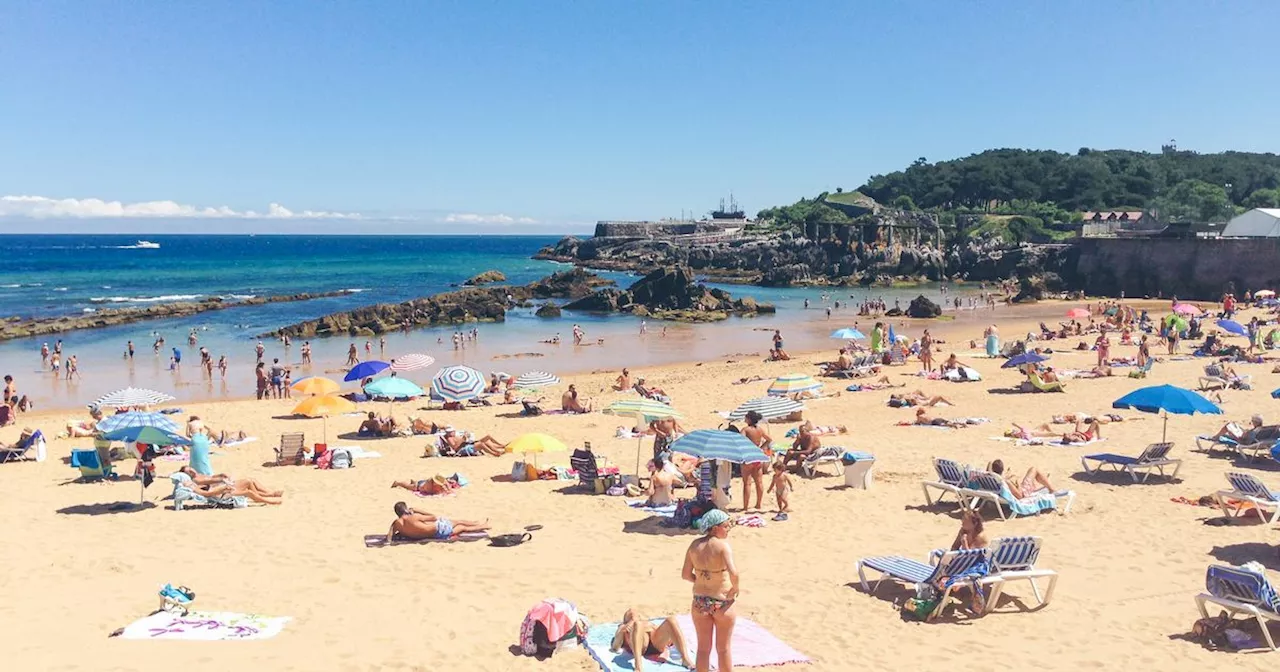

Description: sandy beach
[2,299,1277,672]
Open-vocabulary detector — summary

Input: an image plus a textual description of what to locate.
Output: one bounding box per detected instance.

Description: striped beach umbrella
[96,411,180,435]
[767,373,822,397]
[605,398,682,421]
[670,430,769,464]
[90,387,175,409]
[390,353,435,372]
[728,396,805,421]
[515,371,560,388]
[431,365,486,402]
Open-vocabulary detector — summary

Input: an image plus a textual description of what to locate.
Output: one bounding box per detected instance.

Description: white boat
[134,240,161,249]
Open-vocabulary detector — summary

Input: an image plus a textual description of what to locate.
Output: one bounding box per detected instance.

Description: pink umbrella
[1173,303,1198,315]
[525,599,579,642]
[1066,308,1090,319]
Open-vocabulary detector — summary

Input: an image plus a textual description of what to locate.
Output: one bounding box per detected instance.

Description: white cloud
[0,195,361,219]
[443,212,539,225]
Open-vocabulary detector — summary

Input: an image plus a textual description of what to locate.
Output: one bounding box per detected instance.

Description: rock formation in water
[463,270,507,285]
[562,266,774,322]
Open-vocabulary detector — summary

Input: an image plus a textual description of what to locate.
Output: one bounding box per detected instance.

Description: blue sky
[1,1,1277,234]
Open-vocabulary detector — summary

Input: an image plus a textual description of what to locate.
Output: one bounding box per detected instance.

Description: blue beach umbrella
[1112,384,1222,442]
[1216,319,1247,336]
[103,425,191,446]
[1002,352,1049,369]
[343,360,389,382]
[96,411,180,435]
[831,328,866,340]
[364,376,425,399]
[888,325,897,345]
[669,429,769,464]
[431,365,486,402]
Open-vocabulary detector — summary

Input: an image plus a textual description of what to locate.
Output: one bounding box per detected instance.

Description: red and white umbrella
[1066,308,1090,319]
[389,353,435,372]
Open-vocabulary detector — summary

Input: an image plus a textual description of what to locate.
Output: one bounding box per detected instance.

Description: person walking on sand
[217,355,228,379]
[767,458,792,518]
[683,509,738,672]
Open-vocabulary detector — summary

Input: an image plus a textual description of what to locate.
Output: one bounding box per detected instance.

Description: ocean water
[0,234,983,409]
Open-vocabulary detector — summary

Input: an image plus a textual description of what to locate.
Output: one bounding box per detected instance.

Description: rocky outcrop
[534,303,562,318]
[0,290,359,342]
[463,270,506,285]
[562,266,774,322]
[525,267,615,299]
[907,295,942,318]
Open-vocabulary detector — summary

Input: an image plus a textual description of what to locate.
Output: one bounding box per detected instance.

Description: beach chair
[887,349,907,366]
[1027,371,1064,393]
[274,432,306,466]
[1199,364,1229,391]
[1079,442,1181,483]
[958,471,1074,520]
[569,446,612,493]
[70,448,115,481]
[801,445,845,477]
[856,548,990,620]
[921,458,967,505]
[1215,472,1280,523]
[1196,564,1280,650]
[0,429,42,463]
[170,472,240,511]
[979,536,1058,612]
[1127,359,1154,379]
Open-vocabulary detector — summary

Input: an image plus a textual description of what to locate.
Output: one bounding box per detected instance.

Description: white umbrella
[515,371,560,388]
[390,353,435,372]
[90,387,174,410]
[728,396,805,421]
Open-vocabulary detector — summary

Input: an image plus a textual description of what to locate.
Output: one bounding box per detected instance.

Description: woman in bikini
[739,411,770,511]
[989,459,1057,499]
[1059,419,1102,445]
[610,609,694,671]
[682,509,738,672]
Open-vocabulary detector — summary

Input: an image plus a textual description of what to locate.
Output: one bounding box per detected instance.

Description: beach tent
[1223,209,1280,237]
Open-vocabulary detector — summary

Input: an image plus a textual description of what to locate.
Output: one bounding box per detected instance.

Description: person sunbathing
[358,412,398,437]
[613,368,633,391]
[561,384,594,413]
[888,390,953,408]
[1059,419,1102,444]
[1039,367,1061,383]
[781,426,822,471]
[645,454,679,507]
[1206,414,1279,445]
[173,470,282,505]
[634,378,670,402]
[940,353,968,372]
[440,428,506,457]
[950,509,988,551]
[1050,412,1125,425]
[177,466,284,500]
[408,417,439,435]
[914,408,965,428]
[988,459,1056,498]
[391,475,458,496]
[387,502,490,541]
[795,420,848,435]
[850,375,903,391]
[732,376,764,385]
[610,608,694,672]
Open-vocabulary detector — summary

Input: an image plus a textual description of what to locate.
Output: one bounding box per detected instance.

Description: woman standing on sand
[683,509,738,672]
[740,411,769,511]
[984,324,1000,358]
[919,329,934,372]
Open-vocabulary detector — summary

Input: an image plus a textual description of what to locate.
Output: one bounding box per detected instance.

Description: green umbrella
[604,399,683,475]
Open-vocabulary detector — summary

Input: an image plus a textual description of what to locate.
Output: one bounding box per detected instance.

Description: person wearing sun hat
[683,507,739,672]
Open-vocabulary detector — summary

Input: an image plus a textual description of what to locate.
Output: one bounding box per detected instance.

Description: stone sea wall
[593,221,726,238]
[1075,237,1280,300]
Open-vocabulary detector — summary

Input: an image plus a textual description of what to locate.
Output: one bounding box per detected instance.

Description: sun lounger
[887,349,907,366]
[170,472,242,510]
[921,458,968,505]
[959,471,1074,520]
[979,536,1058,612]
[1215,472,1280,523]
[856,548,989,620]
[801,445,846,477]
[274,432,306,466]
[1201,435,1280,462]
[1079,442,1181,483]
[1027,371,1064,393]
[0,429,43,463]
[70,448,115,481]
[1196,564,1280,650]
[1200,364,1252,391]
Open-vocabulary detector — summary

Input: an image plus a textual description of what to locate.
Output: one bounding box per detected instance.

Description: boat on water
[134,240,160,249]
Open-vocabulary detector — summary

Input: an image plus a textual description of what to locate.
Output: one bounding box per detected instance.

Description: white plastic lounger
[1197,564,1280,650]
[857,548,988,620]
[979,536,1058,612]
[1215,472,1280,523]
[921,458,967,505]
[958,471,1075,521]
[1079,442,1181,483]
[801,445,846,477]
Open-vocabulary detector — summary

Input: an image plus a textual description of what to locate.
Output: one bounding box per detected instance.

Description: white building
[1223,208,1280,237]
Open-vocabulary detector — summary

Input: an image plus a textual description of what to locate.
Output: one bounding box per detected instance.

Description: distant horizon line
[0,231,581,237]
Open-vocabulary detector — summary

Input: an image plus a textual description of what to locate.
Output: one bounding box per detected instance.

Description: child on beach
[767,459,792,519]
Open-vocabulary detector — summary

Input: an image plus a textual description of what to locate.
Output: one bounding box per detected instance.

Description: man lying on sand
[387,501,490,541]
[888,390,953,408]
[391,475,458,496]
[914,408,967,428]
[610,608,694,671]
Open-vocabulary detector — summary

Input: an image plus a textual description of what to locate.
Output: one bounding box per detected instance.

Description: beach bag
[490,532,532,547]
[511,461,528,481]
[329,448,353,469]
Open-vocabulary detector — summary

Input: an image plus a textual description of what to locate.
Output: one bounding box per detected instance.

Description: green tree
[1153,179,1233,222]
[892,195,917,211]
[1244,187,1280,209]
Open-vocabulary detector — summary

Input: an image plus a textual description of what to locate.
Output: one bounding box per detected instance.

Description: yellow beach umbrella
[505,432,568,455]
[292,376,340,396]
[291,393,356,445]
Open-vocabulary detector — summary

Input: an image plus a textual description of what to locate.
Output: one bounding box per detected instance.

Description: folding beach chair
[70,448,115,481]
[274,432,306,466]
[856,548,990,620]
[1027,371,1064,393]
[1196,564,1280,650]
[921,458,967,505]
[1215,472,1280,523]
[979,536,1058,612]
[1127,359,1154,379]
[1079,442,1181,483]
[0,429,42,463]
[958,472,1075,521]
[569,444,614,493]
[801,445,845,477]
[1199,364,1229,391]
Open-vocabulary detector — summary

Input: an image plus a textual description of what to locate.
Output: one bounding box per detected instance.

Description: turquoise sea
[0,234,975,409]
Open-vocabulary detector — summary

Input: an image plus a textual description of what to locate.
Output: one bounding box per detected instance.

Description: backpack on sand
[329,448,353,469]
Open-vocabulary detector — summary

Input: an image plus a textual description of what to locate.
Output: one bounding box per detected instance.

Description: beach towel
[220,436,259,448]
[584,616,809,671]
[626,499,678,517]
[995,482,1061,516]
[117,611,290,641]
[1017,437,1108,447]
[363,532,488,547]
[334,445,381,459]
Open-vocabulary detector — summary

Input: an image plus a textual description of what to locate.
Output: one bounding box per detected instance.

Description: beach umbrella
[1112,384,1222,443]
[514,371,560,389]
[292,394,357,445]
[505,433,568,465]
[728,396,805,421]
[1173,303,1199,315]
[767,373,822,397]
[89,387,174,409]
[605,398,683,475]
[292,376,340,396]
[1216,319,1247,336]
[1163,314,1188,333]
[96,411,180,435]
[431,365,486,402]
[1002,352,1049,369]
[888,325,897,345]
[364,376,425,399]
[343,360,389,382]
[1066,308,1090,319]
[390,353,435,372]
[669,429,769,464]
[830,328,866,340]
[102,425,191,447]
